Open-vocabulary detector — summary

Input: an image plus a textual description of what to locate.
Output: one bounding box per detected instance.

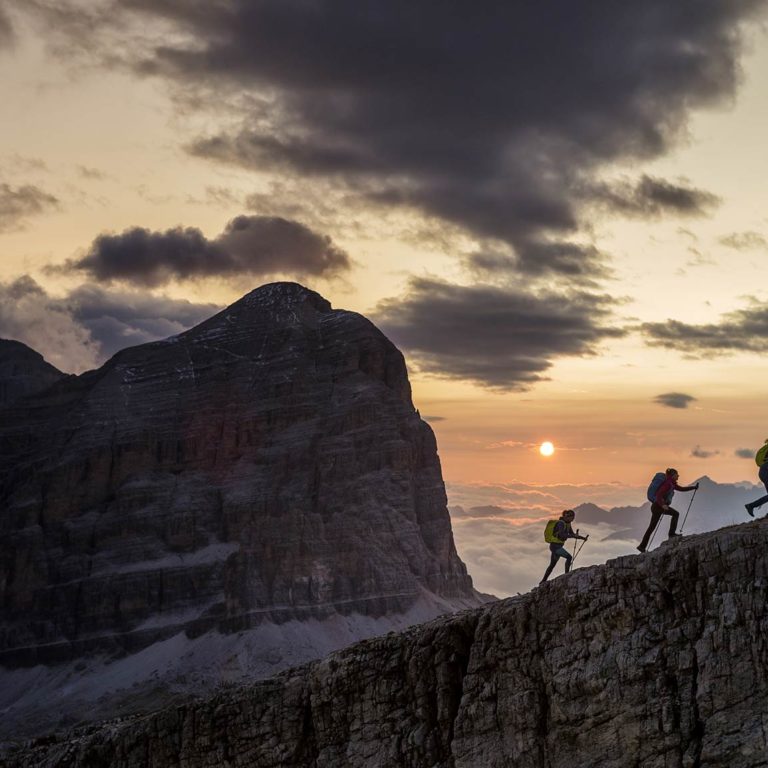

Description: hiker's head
[562,509,575,522]
[666,467,679,480]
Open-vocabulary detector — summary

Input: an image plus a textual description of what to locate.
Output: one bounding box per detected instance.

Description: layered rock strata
[0,283,476,732]
[7,520,768,768]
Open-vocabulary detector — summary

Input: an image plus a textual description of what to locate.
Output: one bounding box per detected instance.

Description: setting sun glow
[539,441,555,457]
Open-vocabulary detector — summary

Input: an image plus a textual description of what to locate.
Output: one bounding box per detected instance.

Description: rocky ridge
[5,519,768,768]
[0,339,65,408]
[0,282,477,738]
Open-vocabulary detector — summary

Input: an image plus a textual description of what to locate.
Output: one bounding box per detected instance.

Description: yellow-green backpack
[544,519,564,544]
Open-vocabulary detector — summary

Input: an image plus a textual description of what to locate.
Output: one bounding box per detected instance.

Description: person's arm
[674,482,700,493]
[564,523,587,541]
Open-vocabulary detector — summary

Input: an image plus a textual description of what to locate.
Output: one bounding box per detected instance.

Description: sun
[539,441,555,457]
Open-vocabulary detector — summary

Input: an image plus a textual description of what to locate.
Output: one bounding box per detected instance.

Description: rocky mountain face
[0,283,477,737]
[7,519,768,768]
[0,339,65,408]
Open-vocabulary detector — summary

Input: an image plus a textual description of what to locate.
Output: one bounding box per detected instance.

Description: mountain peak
[0,338,65,407]
[239,281,332,311]
[168,282,335,350]
[0,281,473,740]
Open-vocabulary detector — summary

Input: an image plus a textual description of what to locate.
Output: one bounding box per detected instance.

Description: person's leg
[666,507,680,536]
[559,546,573,573]
[541,549,559,582]
[638,506,662,551]
[748,463,768,515]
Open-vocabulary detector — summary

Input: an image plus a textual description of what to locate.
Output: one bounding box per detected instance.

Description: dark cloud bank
[62,215,350,287]
[376,278,624,390]
[145,3,751,254]
[27,0,759,273]
[593,176,720,219]
[642,301,768,356]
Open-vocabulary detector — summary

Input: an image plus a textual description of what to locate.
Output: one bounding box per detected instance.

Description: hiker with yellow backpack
[746,440,768,517]
[540,509,588,583]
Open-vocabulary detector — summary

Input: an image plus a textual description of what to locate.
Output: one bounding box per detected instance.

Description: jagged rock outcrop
[0,283,476,737]
[7,520,768,768]
[0,339,65,408]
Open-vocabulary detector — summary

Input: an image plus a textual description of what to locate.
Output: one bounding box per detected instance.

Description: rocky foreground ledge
[5,520,768,768]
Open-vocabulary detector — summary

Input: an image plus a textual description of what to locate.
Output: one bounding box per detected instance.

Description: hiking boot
[746,503,755,518]
[636,544,646,553]
[668,532,682,538]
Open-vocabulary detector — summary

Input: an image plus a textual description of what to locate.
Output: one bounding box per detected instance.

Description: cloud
[467,242,609,284]
[375,277,624,390]
[0,276,219,373]
[21,0,764,281]
[594,175,720,218]
[446,480,644,515]
[0,276,100,372]
[450,504,554,525]
[66,284,220,360]
[61,215,350,287]
[641,300,768,356]
[735,448,755,459]
[719,231,768,250]
[654,392,697,409]
[0,6,14,48]
[451,514,637,596]
[691,445,719,458]
[0,183,58,231]
[77,165,109,181]
[188,186,243,208]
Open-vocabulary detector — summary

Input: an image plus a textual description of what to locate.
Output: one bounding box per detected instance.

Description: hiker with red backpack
[540,509,588,583]
[637,468,699,553]
[746,440,768,517]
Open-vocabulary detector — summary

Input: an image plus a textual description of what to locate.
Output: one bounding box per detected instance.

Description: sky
[2,2,768,593]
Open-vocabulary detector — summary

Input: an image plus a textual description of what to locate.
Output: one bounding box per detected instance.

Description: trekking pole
[680,486,698,534]
[647,515,662,550]
[573,529,579,559]
[572,534,589,565]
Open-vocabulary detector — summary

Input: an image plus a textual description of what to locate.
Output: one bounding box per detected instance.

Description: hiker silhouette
[638,468,698,553]
[746,440,768,517]
[541,509,587,583]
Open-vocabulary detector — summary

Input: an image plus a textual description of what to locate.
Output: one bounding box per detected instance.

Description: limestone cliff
[0,283,477,738]
[7,519,768,767]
